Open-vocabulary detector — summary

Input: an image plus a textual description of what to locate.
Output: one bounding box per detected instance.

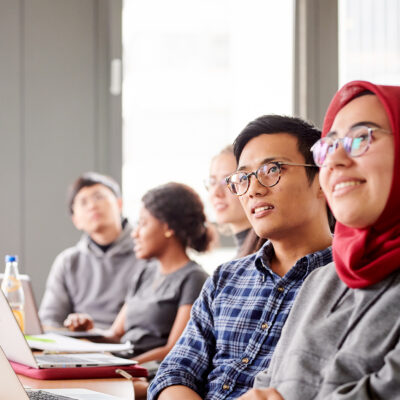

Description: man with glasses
[148,115,333,400]
[39,172,147,329]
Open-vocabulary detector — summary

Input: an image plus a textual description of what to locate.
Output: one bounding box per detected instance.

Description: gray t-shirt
[122,260,208,355]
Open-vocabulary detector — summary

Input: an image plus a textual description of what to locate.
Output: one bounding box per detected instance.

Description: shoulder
[286,262,344,322]
[183,261,208,278]
[209,251,259,289]
[299,262,341,297]
[52,243,82,266]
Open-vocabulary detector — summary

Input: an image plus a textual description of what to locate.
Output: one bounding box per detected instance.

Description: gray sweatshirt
[255,262,400,399]
[39,222,147,328]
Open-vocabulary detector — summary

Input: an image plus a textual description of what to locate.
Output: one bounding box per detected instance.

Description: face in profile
[208,152,250,233]
[132,205,170,259]
[319,94,394,228]
[71,184,122,235]
[237,133,323,240]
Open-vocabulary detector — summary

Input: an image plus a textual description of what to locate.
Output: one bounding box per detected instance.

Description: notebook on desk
[0,345,124,399]
[0,289,148,379]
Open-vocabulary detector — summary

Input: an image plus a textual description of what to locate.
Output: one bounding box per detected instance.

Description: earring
[164,231,172,238]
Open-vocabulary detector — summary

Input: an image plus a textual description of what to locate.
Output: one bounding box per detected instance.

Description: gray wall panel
[0,0,122,303]
[0,0,23,260]
[293,0,338,128]
[23,0,97,297]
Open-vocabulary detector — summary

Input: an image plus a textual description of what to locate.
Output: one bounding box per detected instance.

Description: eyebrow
[237,156,291,171]
[327,121,381,136]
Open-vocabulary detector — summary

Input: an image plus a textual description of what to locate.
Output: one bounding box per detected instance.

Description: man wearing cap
[39,172,145,329]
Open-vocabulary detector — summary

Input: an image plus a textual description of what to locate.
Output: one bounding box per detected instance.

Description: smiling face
[208,152,250,233]
[238,133,324,240]
[319,94,394,229]
[132,205,170,259]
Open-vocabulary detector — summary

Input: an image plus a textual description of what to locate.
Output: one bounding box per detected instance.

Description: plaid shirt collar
[254,240,332,280]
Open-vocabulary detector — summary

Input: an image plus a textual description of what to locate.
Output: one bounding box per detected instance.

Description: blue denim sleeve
[148,274,217,399]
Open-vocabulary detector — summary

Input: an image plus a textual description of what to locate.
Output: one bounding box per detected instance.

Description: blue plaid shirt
[148,242,332,399]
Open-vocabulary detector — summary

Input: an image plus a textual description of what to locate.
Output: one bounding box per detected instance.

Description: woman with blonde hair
[206,145,265,256]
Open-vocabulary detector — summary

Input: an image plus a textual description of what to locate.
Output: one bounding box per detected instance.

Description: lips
[332,177,366,193]
[213,202,228,212]
[89,212,102,220]
[251,203,274,217]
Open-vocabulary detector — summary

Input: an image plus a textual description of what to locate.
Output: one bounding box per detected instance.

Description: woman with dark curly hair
[64,182,211,365]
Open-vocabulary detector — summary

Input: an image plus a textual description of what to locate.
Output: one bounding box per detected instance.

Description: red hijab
[322,81,400,288]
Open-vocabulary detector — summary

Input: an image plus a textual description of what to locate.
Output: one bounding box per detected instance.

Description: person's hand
[63,313,94,331]
[237,388,284,400]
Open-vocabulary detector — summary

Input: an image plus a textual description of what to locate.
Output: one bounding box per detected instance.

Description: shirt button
[242,357,249,364]
[222,384,230,390]
[261,323,269,330]
[277,286,284,292]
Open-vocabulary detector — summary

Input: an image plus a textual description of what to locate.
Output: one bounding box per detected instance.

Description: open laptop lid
[0,345,30,399]
[0,273,44,335]
[0,290,136,369]
[0,288,38,368]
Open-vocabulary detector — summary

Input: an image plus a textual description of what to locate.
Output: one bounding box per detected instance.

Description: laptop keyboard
[36,354,96,363]
[27,390,75,399]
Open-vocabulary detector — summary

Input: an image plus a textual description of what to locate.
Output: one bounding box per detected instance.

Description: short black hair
[233,114,335,231]
[68,172,121,214]
[233,114,321,183]
[142,182,212,252]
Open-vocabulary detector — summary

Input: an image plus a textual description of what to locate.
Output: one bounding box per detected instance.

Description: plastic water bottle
[1,255,25,332]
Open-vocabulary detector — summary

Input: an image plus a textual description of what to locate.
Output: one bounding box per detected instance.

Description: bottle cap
[5,255,18,263]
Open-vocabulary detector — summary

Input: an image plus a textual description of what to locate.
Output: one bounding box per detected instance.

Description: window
[122,0,294,269]
[339,0,400,85]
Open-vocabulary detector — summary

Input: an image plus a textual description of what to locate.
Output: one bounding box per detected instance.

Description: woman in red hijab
[238,81,400,400]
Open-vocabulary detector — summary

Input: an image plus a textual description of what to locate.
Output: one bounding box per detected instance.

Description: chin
[252,226,269,240]
[134,251,147,259]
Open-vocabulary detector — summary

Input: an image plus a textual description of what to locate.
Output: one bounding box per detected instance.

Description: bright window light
[339,0,400,86]
[122,0,294,270]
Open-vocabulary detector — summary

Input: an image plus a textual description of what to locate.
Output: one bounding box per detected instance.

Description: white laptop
[0,289,135,368]
[0,345,124,400]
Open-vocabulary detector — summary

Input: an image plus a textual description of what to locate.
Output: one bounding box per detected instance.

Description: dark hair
[234,114,321,183]
[352,89,374,100]
[68,172,121,214]
[233,114,336,232]
[142,182,212,252]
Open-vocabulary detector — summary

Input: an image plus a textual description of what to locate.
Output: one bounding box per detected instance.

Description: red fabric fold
[322,81,400,288]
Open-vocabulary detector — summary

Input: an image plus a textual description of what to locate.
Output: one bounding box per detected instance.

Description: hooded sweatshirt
[39,221,148,328]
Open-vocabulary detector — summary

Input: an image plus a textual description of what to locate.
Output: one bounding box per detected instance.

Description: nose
[131,228,138,239]
[246,172,268,198]
[323,141,353,169]
[210,182,226,198]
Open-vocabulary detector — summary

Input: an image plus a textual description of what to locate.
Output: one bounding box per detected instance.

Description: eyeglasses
[204,176,230,191]
[73,191,107,210]
[310,125,392,167]
[226,161,318,196]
